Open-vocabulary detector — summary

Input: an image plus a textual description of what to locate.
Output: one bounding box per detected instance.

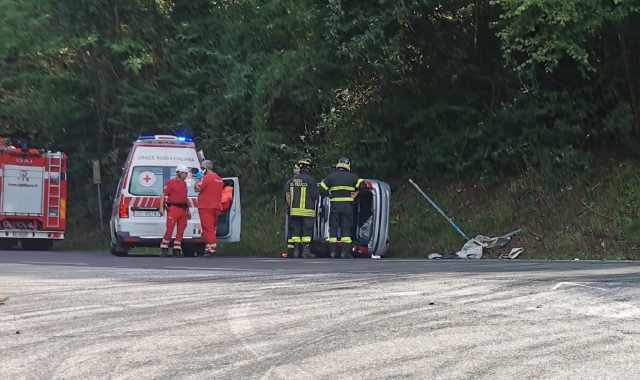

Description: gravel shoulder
[1,252,639,379]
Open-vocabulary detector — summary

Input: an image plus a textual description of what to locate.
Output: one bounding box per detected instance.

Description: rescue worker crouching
[159,165,192,258]
[195,160,224,257]
[284,158,319,259]
[320,157,367,259]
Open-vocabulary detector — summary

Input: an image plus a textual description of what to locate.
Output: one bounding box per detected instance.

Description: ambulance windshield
[128,166,198,197]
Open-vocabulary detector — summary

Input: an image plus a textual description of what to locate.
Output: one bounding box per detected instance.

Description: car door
[366,180,391,257]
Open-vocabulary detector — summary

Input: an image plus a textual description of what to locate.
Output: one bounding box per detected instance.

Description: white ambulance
[109,135,241,256]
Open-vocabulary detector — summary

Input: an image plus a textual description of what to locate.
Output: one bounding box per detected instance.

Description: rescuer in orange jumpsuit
[159,165,191,258]
[221,183,234,212]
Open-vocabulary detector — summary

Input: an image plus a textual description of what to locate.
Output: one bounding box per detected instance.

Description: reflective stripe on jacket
[320,169,366,202]
[284,172,319,217]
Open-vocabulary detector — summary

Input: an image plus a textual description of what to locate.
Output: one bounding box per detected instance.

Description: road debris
[409,179,524,260]
[499,248,524,260]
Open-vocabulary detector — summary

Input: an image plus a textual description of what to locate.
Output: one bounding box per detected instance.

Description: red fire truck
[0,138,68,251]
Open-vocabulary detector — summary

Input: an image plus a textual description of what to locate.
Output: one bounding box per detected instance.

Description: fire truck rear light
[119,204,129,218]
[48,232,62,238]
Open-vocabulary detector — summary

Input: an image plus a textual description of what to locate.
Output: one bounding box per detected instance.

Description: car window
[169,166,199,197]
[129,166,165,196]
[129,166,199,197]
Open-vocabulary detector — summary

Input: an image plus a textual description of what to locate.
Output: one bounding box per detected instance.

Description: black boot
[287,245,294,258]
[293,243,301,258]
[330,244,338,259]
[160,248,168,258]
[341,243,353,259]
[302,244,315,259]
[172,248,183,258]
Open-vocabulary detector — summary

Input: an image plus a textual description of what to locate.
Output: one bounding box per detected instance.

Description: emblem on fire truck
[18,170,29,182]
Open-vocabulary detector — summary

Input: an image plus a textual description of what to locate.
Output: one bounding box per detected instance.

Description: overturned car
[284,179,394,258]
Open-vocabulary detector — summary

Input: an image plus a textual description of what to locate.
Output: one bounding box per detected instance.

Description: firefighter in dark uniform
[320,157,367,259]
[284,164,300,257]
[284,158,319,259]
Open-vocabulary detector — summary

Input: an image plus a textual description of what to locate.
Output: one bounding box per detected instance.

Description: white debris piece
[455,235,504,260]
[499,247,524,260]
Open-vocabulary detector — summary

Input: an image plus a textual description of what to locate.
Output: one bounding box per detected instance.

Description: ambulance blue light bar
[137,135,193,142]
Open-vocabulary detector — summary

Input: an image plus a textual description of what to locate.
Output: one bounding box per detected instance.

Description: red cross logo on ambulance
[138,171,156,187]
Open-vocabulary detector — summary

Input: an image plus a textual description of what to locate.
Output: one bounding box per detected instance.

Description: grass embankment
[59,158,640,260]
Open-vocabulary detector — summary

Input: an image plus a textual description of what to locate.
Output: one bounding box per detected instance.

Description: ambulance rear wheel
[181,245,196,257]
[109,240,129,257]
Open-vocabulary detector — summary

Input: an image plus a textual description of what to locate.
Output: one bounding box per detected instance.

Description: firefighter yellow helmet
[336,156,351,171]
[295,157,314,170]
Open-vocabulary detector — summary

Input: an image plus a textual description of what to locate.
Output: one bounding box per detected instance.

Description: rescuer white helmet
[176,164,189,174]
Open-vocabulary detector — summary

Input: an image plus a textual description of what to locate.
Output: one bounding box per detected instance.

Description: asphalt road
[1,251,640,380]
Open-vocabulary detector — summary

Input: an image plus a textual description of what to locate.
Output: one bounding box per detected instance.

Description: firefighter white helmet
[176,165,189,174]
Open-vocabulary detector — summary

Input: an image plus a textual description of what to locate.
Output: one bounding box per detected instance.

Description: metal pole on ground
[408,179,470,241]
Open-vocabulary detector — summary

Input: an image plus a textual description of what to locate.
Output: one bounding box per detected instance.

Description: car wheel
[21,240,52,251]
[0,240,15,250]
[182,245,197,257]
[109,240,129,257]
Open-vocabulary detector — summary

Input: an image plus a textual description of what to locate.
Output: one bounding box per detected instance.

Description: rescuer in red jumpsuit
[195,160,224,257]
[159,165,191,258]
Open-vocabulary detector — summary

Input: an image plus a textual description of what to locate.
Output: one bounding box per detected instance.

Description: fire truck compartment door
[2,164,45,215]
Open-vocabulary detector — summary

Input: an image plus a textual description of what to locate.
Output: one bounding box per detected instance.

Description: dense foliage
[3,0,640,227]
